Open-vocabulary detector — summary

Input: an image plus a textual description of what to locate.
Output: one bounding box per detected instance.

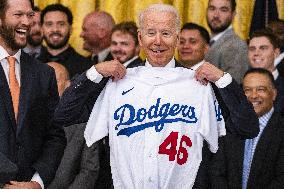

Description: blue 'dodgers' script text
[113,98,198,136]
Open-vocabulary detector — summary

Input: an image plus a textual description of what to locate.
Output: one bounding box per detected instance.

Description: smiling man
[38,4,92,78]
[205,0,249,83]
[210,68,284,189]
[0,0,66,188]
[248,29,284,114]
[23,6,43,58]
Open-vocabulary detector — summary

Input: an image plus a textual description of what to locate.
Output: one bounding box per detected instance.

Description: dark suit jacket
[274,75,284,115]
[210,112,284,189]
[0,51,66,186]
[53,57,143,189]
[48,123,100,189]
[37,46,93,79]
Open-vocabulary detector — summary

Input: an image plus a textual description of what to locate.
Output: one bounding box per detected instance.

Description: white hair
[138,4,181,32]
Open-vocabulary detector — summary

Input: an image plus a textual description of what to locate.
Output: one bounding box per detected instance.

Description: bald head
[80,11,115,54]
[47,62,70,97]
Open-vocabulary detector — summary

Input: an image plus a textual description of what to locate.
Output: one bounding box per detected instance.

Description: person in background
[23,6,43,58]
[205,0,249,83]
[248,29,284,115]
[38,4,92,78]
[80,11,115,64]
[47,62,70,97]
[267,19,284,78]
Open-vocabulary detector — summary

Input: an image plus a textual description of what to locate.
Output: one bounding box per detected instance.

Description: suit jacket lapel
[0,65,17,132]
[17,53,34,134]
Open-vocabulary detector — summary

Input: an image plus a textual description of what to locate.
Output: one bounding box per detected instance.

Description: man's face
[0,0,33,51]
[111,31,139,63]
[178,29,209,67]
[138,11,178,67]
[206,0,235,34]
[243,73,277,117]
[27,11,43,47]
[80,15,100,52]
[248,36,280,72]
[42,11,71,49]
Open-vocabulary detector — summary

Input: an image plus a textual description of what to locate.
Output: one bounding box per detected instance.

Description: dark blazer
[48,123,100,189]
[210,112,284,189]
[0,51,66,186]
[53,57,143,189]
[274,75,284,115]
[37,46,93,79]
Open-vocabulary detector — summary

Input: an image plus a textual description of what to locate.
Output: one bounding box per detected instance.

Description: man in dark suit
[248,29,284,115]
[205,0,249,83]
[80,11,115,64]
[38,4,92,78]
[0,0,66,188]
[51,21,143,189]
[210,68,284,188]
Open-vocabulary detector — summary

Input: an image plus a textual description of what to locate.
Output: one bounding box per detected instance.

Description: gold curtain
[35,0,284,55]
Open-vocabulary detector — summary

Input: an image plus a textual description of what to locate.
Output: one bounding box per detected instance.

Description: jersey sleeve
[84,80,113,147]
[198,84,226,153]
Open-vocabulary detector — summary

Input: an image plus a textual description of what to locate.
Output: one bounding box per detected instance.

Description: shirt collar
[145,57,175,68]
[23,46,41,55]
[191,60,205,71]
[259,107,274,128]
[92,47,111,63]
[211,25,232,42]
[123,56,139,67]
[272,69,279,80]
[274,52,284,67]
[0,45,21,64]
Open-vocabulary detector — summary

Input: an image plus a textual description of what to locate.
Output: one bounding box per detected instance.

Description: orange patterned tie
[7,56,20,121]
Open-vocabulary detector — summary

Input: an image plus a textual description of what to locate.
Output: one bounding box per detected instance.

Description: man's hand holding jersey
[95,60,126,81]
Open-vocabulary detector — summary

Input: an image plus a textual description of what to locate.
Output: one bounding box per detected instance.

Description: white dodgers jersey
[85,66,226,189]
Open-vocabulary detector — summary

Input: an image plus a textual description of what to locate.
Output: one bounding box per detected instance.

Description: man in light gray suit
[205,0,249,83]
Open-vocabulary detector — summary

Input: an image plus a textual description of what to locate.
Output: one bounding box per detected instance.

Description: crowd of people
[0,0,284,188]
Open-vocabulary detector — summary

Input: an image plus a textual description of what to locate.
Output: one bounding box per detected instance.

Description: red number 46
[158,132,192,165]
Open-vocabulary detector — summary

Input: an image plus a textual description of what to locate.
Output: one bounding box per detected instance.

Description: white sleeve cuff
[86,66,103,83]
[214,72,232,88]
[31,172,44,189]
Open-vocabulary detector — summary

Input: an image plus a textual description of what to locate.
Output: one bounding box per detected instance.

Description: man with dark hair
[205,0,249,83]
[178,22,210,69]
[267,19,284,78]
[210,68,284,188]
[23,6,43,58]
[248,28,284,115]
[38,4,92,78]
[0,0,66,188]
[80,11,115,63]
